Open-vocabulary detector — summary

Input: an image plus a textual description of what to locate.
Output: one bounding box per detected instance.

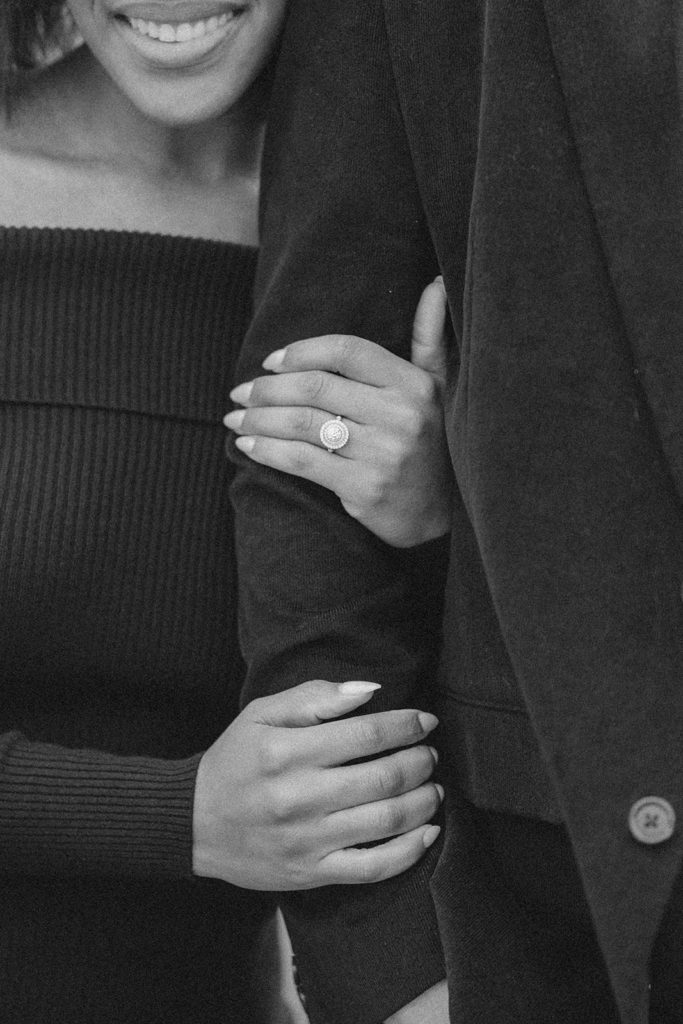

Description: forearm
[233,0,444,707]
[0,730,200,877]
[281,842,446,1024]
[234,460,448,707]
[231,0,446,1017]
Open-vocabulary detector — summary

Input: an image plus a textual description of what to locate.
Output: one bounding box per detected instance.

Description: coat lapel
[543,0,683,496]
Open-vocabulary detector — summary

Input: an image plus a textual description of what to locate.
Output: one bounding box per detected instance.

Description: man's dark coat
[232,2,683,1022]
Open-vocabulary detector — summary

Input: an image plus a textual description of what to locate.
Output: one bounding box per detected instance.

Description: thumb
[411,276,449,388]
[248,679,381,728]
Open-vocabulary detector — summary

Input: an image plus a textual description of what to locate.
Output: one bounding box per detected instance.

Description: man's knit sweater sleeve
[231,1,447,1021]
[0,730,200,877]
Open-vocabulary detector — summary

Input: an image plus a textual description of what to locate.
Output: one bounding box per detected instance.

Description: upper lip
[113,1,247,22]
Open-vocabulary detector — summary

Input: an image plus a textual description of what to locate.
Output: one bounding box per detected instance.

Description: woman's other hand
[192,680,442,890]
[224,278,453,547]
[384,980,449,1023]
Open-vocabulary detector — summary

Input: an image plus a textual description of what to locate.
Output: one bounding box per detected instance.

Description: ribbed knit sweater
[0,227,271,1023]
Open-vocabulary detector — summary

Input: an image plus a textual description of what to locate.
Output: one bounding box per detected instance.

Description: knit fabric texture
[0,227,271,1023]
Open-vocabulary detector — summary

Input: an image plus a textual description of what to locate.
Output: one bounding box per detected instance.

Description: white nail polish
[262,348,286,371]
[229,381,254,405]
[338,680,381,696]
[223,410,245,429]
[422,825,441,849]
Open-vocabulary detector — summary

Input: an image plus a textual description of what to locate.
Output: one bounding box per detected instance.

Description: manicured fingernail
[422,825,441,849]
[418,712,439,733]
[435,783,445,802]
[429,746,439,765]
[235,436,255,453]
[434,274,444,284]
[338,680,382,696]
[262,348,286,371]
[223,410,245,430]
[229,381,254,404]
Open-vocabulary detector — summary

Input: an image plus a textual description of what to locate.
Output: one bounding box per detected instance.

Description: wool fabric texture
[231,1,683,1021]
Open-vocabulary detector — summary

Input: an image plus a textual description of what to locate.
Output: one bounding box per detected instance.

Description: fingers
[315,743,439,813]
[411,277,449,387]
[247,679,381,729]
[224,405,360,459]
[290,707,439,767]
[328,779,444,849]
[233,434,361,493]
[230,371,378,426]
[261,334,415,388]
[321,823,442,885]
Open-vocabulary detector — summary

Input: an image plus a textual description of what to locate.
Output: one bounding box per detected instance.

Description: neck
[42,45,265,185]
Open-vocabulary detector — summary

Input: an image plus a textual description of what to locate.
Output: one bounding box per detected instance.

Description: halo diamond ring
[319,415,349,453]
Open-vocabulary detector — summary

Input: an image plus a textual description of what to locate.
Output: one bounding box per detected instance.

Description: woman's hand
[384,981,449,1023]
[192,679,442,890]
[224,278,453,547]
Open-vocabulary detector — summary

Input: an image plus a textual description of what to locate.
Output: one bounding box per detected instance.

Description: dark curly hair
[0,0,68,104]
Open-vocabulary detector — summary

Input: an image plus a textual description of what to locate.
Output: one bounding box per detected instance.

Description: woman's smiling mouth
[126,12,233,42]
[113,3,248,64]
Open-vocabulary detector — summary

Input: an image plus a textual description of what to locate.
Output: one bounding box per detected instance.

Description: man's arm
[230,0,449,1020]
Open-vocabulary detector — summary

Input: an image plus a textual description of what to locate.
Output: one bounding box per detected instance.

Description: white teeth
[126,11,234,42]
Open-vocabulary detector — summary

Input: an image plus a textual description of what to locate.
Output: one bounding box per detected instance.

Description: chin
[128,86,243,125]
[105,56,259,124]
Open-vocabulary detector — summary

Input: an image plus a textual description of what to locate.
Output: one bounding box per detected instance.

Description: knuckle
[376,800,407,836]
[354,716,386,751]
[374,761,405,797]
[301,371,327,403]
[292,408,315,434]
[259,733,288,776]
[266,780,301,824]
[400,401,429,440]
[330,333,355,368]
[411,371,440,406]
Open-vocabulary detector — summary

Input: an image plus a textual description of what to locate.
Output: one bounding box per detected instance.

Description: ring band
[320,415,349,453]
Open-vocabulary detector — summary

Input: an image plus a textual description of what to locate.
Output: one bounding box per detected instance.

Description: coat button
[628,797,676,845]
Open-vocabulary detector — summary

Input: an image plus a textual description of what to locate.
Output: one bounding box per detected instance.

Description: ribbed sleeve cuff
[0,732,201,878]
[281,841,445,1024]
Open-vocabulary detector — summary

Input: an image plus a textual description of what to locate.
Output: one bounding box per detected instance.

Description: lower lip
[114,13,241,68]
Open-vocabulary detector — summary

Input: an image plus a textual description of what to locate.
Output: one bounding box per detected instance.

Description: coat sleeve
[229,0,448,1020]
